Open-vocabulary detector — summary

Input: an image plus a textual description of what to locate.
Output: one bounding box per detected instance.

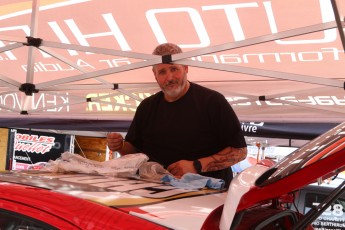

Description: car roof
[0,181,166,229]
[0,171,226,229]
[303,183,345,195]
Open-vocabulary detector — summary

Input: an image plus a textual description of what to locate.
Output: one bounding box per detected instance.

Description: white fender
[219,164,269,230]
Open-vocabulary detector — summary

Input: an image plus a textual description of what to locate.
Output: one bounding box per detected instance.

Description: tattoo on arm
[204,147,247,172]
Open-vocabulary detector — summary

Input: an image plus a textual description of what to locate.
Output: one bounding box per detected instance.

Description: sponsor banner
[241,122,339,139]
[7,129,72,170]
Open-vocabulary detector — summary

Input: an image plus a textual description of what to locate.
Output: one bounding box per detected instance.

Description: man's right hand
[107,132,124,152]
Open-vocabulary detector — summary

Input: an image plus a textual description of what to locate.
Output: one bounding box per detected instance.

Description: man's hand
[106,132,123,152]
[167,160,196,178]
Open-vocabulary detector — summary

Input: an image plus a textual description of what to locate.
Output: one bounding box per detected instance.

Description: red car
[1,122,345,229]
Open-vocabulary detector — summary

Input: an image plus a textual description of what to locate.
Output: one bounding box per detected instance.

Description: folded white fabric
[161,173,225,190]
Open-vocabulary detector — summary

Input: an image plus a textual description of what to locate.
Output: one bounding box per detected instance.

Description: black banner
[6,129,71,170]
[241,122,339,140]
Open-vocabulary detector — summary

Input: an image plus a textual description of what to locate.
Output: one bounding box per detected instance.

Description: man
[107,43,247,187]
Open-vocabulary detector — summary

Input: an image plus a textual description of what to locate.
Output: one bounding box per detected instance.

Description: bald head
[152,43,183,56]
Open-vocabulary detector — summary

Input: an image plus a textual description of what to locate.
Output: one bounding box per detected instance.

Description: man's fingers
[106,132,123,151]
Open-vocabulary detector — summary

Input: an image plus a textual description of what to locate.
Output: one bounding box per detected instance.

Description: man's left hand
[167,160,196,178]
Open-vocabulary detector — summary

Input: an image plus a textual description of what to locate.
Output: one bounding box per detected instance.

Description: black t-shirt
[126,82,246,186]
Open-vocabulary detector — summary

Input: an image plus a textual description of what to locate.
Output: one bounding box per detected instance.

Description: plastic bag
[138,161,171,181]
[42,152,149,177]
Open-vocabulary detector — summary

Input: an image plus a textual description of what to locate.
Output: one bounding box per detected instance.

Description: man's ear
[153,71,158,81]
[184,65,188,73]
[152,67,157,78]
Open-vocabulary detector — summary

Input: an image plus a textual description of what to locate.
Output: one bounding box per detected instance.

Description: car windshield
[257,122,345,186]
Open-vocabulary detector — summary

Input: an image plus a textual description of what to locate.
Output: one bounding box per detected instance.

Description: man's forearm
[199,146,247,172]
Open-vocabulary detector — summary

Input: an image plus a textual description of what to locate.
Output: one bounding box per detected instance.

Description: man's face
[153,63,189,101]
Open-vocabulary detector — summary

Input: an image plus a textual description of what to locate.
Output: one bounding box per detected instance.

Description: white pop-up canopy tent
[0,0,344,137]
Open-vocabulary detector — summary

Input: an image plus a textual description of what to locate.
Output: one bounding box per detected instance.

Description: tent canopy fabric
[0,0,345,134]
